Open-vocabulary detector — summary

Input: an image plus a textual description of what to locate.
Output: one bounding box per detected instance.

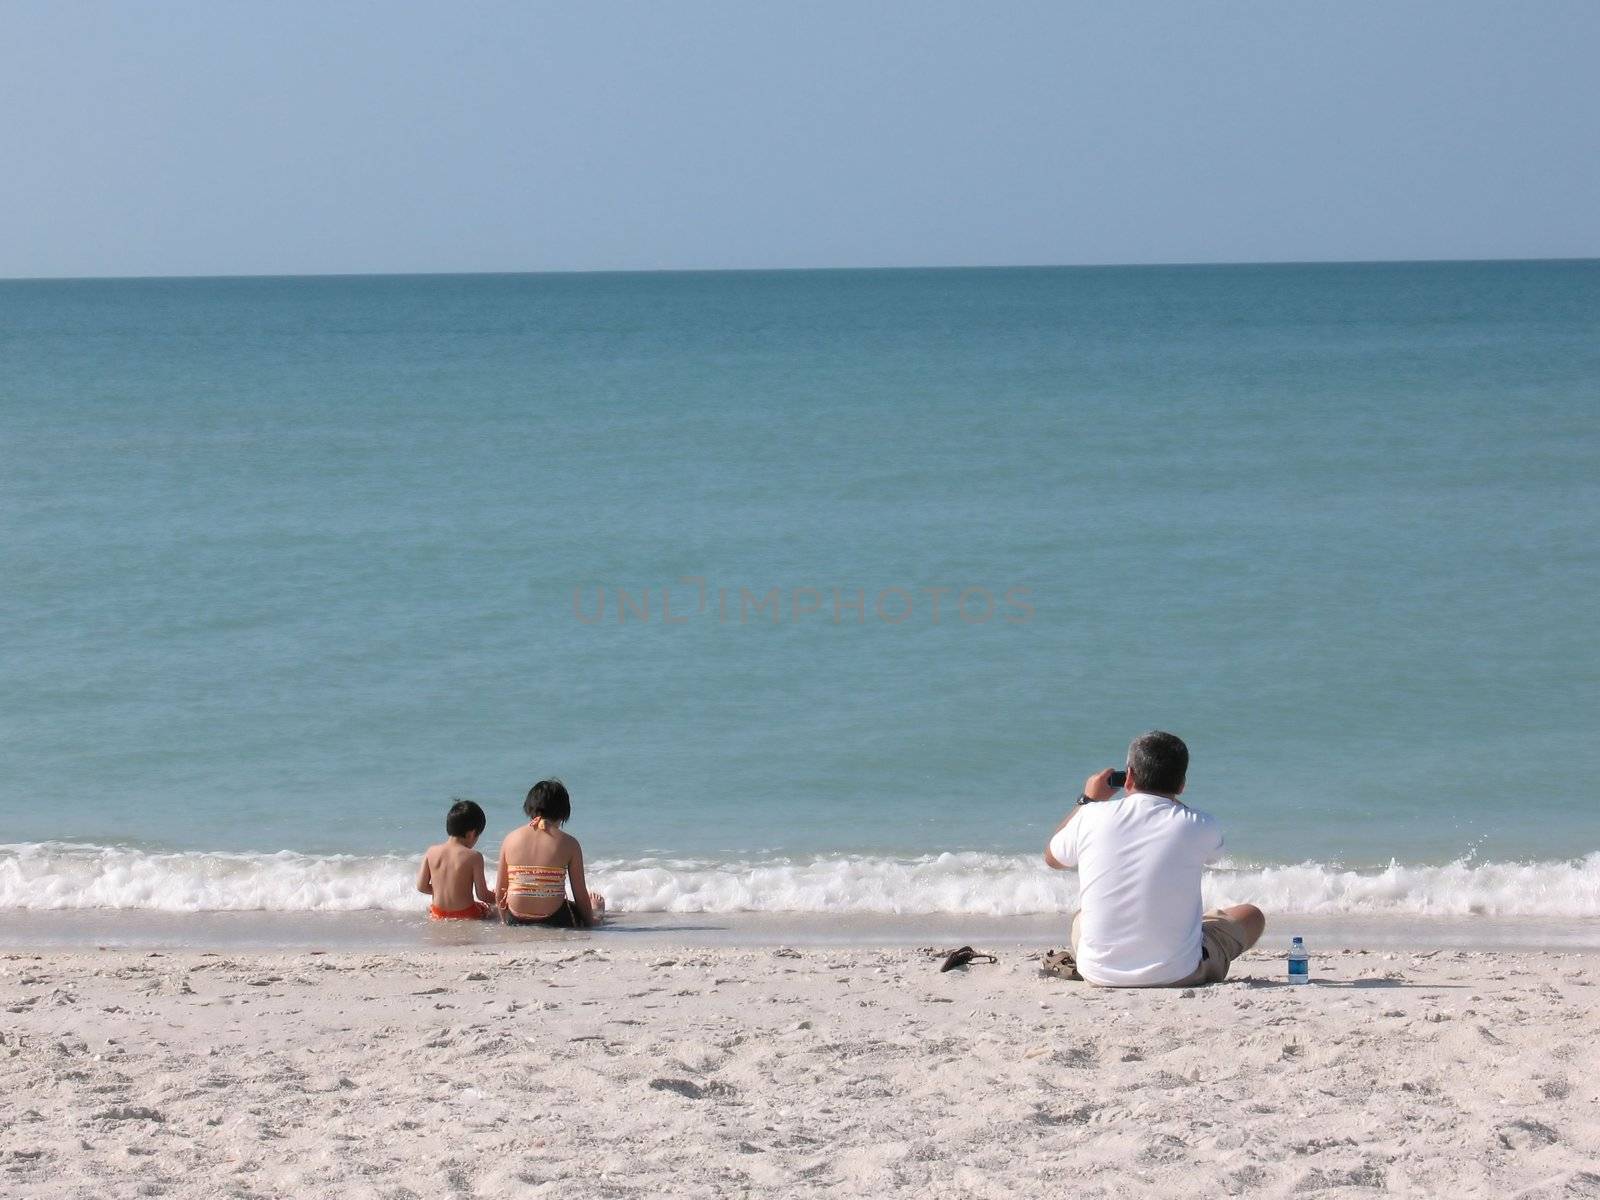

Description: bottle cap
[1291,936,1303,944]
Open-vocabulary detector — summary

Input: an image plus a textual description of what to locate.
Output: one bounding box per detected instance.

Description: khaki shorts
[1070,908,1250,988]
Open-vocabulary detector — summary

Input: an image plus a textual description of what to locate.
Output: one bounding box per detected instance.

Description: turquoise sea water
[2,262,1597,915]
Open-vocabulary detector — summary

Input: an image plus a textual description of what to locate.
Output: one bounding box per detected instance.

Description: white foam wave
[0,843,420,913]
[2,843,1598,917]
[598,852,1600,918]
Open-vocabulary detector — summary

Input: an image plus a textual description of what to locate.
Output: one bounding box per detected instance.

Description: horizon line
[4,253,1598,285]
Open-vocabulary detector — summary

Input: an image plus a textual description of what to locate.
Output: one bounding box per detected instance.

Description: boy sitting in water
[416,800,496,920]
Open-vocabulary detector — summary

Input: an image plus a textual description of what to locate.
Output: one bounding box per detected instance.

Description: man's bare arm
[1043,768,1120,869]
[415,853,433,895]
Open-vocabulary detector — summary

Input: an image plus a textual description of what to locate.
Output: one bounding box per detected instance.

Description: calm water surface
[2,263,1596,913]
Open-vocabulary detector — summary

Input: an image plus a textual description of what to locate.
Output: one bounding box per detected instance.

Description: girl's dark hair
[524,779,571,825]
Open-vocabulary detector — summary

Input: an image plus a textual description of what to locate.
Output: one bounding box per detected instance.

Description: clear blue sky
[3,1,1597,278]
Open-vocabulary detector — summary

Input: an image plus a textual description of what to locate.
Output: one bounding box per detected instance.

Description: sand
[2,941,1596,1198]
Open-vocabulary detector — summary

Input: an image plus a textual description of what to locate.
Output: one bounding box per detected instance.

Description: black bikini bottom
[502,900,580,928]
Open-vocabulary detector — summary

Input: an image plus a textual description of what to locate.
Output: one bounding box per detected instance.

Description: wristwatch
[1075,793,1098,806]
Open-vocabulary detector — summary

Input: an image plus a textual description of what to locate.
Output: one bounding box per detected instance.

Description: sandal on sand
[1040,948,1082,981]
[938,946,998,973]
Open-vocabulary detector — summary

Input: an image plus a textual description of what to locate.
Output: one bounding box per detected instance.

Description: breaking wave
[2,842,1597,918]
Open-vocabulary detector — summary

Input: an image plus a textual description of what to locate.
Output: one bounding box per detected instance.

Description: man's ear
[1124,768,1138,793]
[1174,780,1186,797]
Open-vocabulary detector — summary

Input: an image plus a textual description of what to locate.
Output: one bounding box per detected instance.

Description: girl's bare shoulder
[498,826,534,853]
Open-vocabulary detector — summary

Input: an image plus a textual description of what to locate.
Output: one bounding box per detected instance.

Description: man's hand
[1082,768,1121,802]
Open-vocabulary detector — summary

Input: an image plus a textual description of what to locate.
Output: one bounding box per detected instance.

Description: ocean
[2,262,1597,921]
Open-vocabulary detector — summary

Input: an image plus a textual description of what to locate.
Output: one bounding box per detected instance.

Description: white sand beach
[2,941,1596,1198]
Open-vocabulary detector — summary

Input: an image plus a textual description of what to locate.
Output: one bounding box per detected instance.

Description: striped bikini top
[505,864,566,901]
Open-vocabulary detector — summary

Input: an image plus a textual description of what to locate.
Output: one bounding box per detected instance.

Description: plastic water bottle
[1287,935,1309,985]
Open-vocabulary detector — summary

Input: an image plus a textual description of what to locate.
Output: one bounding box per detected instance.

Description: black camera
[1107,769,1127,789]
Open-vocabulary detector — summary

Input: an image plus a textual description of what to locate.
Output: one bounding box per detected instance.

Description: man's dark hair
[1127,731,1188,796]
[524,779,571,825]
[445,799,487,838]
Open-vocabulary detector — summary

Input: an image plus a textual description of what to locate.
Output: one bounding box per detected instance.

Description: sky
[2,2,1598,278]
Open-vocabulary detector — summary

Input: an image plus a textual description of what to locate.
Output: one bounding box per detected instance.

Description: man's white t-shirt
[1049,791,1224,987]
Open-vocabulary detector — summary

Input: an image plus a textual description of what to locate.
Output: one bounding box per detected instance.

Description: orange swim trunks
[429,902,491,921]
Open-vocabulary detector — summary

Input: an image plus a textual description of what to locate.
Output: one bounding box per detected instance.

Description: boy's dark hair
[445,799,487,838]
[524,779,571,825]
[1127,730,1188,796]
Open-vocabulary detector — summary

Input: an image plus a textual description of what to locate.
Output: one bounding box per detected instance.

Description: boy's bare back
[417,839,494,917]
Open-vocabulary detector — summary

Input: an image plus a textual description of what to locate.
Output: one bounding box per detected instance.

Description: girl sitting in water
[496,779,605,928]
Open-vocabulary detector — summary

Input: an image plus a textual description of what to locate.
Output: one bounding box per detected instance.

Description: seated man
[1044,731,1264,987]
